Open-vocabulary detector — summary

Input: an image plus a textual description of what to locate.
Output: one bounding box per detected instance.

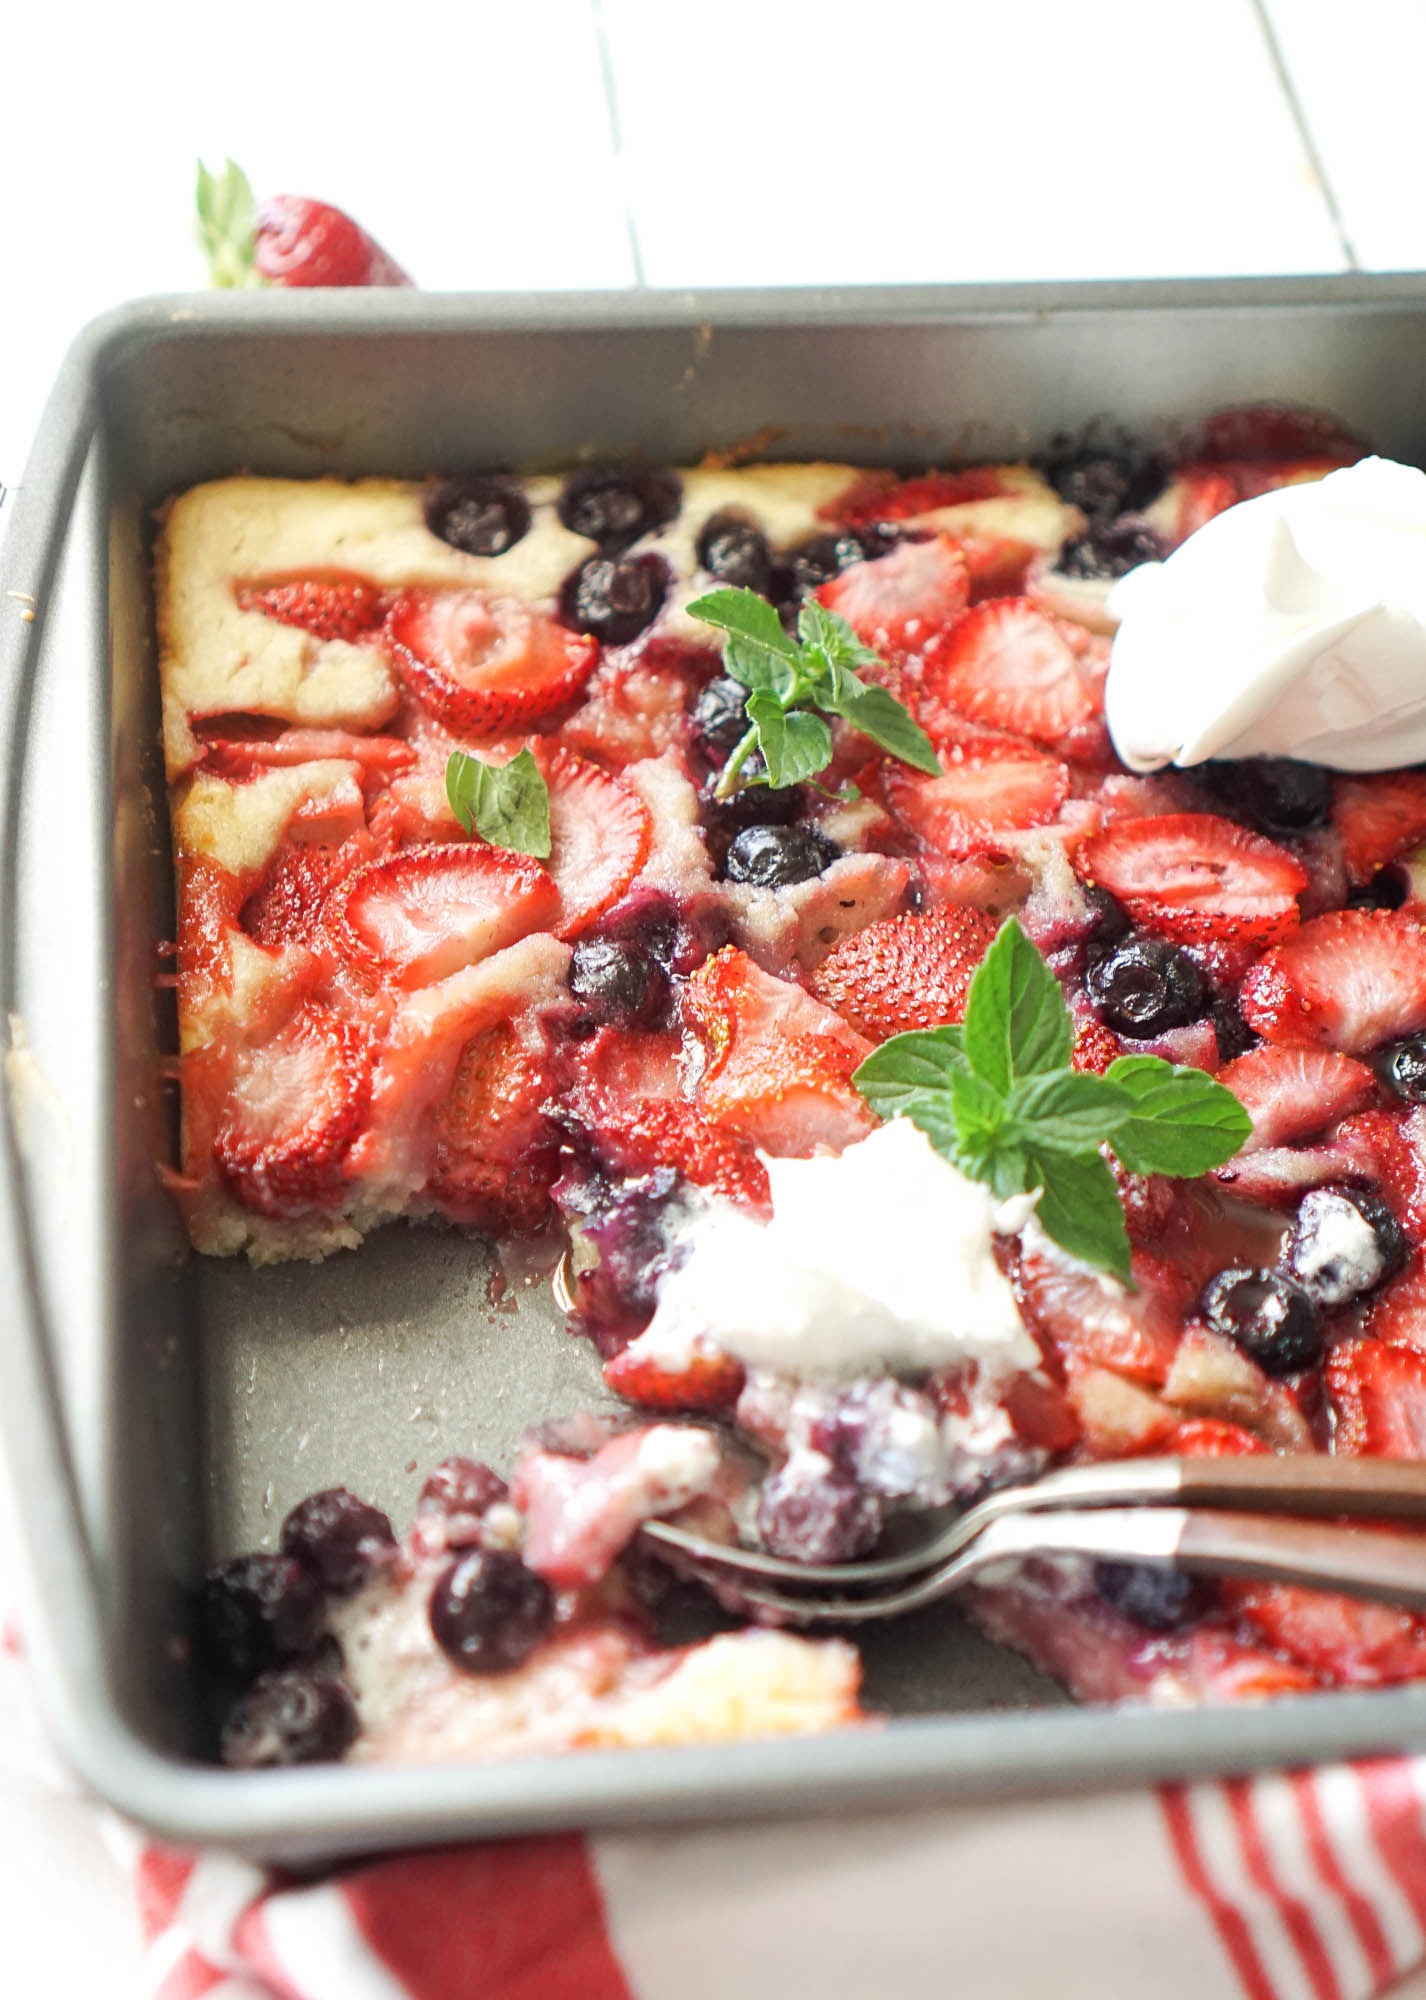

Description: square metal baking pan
[9,280,1426,1866]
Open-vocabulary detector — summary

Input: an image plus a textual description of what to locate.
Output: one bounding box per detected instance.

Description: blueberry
[553,1165,684,1339]
[1057,520,1167,581]
[281,1489,397,1598]
[1198,1267,1324,1376]
[757,1459,882,1565]
[1283,1184,1407,1307]
[1042,428,1168,519]
[201,1554,325,1685]
[690,676,751,758]
[558,465,681,551]
[429,1549,554,1673]
[560,554,668,644]
[724,824,839,889]
[1094,1561,1212,1632]
[1196,757,1332,838]
[700,776,806,832]
[1380,1032,1426,1103]
[1349,868,1408,912]
[770,527,898,606]
[418,1457,509,1520]
[1083,887,1132,949]
[696,512,772,593]
[423,475,530,558]
[569,937,669,1027]
[1211,997,1259,1065]
[1086,936,1206,1037]
[219,1667,358,1768]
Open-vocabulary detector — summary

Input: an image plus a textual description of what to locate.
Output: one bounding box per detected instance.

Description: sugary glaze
[168,415,1426,1763]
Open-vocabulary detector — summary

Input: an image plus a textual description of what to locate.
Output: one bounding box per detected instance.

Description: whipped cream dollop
[1104,457,1426,772]
[636,1119,1039,1380]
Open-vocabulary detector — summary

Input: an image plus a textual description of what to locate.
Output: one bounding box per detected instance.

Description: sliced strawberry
[1331,1106,1426,1244]
[882,740,1069,859]
[999,1371,1083,1454]
[807,907,996,1039]
[239,834,374,949]
[1014,1238,1182,1387]
[1183,403,1366,464]
[685,947,873,1155]
[385,588,599,734]
[921,598,1097,746]
[214,1001,372,1216]
[1332,772,1426,887]
[1364,1251,1426,1352]
[427,1022,559,1230]
[954,534,1041,601]
[1240,909,1426,1052]
[234,571,388,644]
[1170,1418,1271,1456]
[1328,1336,1426,1456]
[832,469,1016,525]
[603,1340,745,1413]
[1080,813,1306,948]
[326,842,559,989]
[197,722,415,780]
[582,1095,771,1212]
[540,747,652,939]
[1163,1327,1314,1452]
[1225,1579,1426,1687]
[1071,1019,1123,1076]
[561,657,691,768]
[1157,461,1347,545]
[512,1426,722,1588]
[1216,1044,1378,1153]
[815,535,969,664]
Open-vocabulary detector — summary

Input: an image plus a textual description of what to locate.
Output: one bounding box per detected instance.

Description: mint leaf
[688,588,799,662]
[445,749,551,859]
[744,695,833,789]
[1104,1055,1253,1177]
[723,636,802,702]
[1007,1069,1133,1156]
[961,916,1074,1093]
[949,1068,1012,1156]
[1025,1147,1133,1283]
[797,600,885,676]
[824,669,941,776]
[853,1026,969,1118]
[690,588,939,799]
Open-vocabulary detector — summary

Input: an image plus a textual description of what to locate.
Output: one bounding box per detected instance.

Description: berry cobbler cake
[162,408,1426,1770]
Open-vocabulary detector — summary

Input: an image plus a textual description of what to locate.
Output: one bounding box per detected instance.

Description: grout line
[1249,0,1361,271]
[589,0,647,289]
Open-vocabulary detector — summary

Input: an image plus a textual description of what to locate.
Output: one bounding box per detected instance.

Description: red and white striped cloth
[9,1476,1426,2000]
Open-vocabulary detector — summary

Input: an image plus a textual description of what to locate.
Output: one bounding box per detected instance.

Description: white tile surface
[0,0,632,481]
[1263,0,1426,269]
[602,0,1347,286]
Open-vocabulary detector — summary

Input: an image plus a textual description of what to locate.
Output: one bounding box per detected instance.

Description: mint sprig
[445,749,551,858]
[687,588,940,798]
[852,918,1251,1281]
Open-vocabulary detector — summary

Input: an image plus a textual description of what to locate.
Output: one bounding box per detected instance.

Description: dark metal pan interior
[10,284,1426,1860]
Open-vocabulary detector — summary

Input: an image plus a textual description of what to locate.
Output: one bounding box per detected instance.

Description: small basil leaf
[824,669,941,776]
[744,694,833,789]
[1105,1054,1254,1177]
[444,748,552,860]
[1024,1147,1133,1284]
[962,916,1075,1093]
[853,1026,970,1119]
[1006,1069,1134,1156]
[688,587,800,661]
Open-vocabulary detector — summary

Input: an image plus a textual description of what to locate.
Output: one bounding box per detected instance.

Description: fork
[640,1455,1426,1627]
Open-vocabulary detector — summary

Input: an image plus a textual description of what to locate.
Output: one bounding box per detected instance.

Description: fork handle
[1013,1455,1426,1520]
[748,1507,1426,1626]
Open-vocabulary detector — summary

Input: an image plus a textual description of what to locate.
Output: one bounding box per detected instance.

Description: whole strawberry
[196,158,412,289]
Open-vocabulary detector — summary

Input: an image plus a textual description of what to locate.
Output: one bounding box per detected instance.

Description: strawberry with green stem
[196,158,412,289]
